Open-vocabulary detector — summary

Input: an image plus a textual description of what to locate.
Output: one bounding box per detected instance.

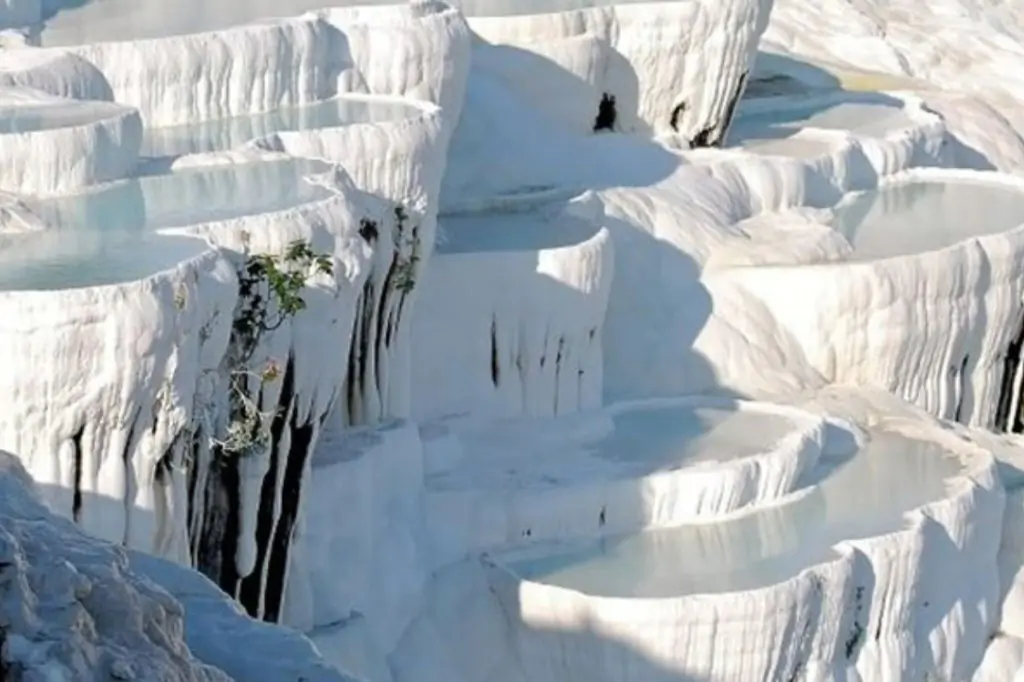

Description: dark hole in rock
[593,93,617,132]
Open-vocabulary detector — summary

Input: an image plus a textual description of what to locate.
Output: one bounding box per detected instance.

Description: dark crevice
[374,248,400,395]
[995,311,1024,432]
[70,424,86,524]
[593,93,617,132]
[358,218,379,245]
[346,281,374,424]
[237,355,297,617]
[490,316,500,387]
[669,101,686,132]
[389,224,418,350]
[553,336,566,414]
[953,354,969,424]
[262,412,316,622]
[0,626,9,681]
[186,425,203,550]
[195,446,241,598]
[716,70,748,145]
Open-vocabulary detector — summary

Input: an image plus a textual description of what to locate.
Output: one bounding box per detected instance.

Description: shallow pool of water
[142,97,419,158]
[831,180,1024,260]
[730,97,914,140]
[436,205,599,254]
[0,158,332,291]
[593,404,796,470]
[430,401,803,492]
[502,431,961,597]
[39,0,399,45]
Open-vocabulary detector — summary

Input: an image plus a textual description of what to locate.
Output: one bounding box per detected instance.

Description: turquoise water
[831,180,1024,260]
[0,158,331,291]
[437,205,599,254]
[143,97,419,158]
[502,432,961,597]
[728,97,913,143]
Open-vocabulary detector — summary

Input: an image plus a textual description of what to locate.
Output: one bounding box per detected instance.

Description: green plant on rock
[214,239,333,458]
[392,205,421,294]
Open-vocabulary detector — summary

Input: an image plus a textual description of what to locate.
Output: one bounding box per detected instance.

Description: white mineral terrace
[426,397,827,556]
[0,157,332,290]
[143,95,424,159]
[0,87,140,195]
[3,0,1024,680]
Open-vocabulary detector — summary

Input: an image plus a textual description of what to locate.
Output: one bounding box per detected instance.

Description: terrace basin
[830,178,1024,261]
[424,397,826,564]
[482,424,983,682]
[142,95,423,159]
[727,93,920,151]
[496,430,962,597]
[0,157,333,291]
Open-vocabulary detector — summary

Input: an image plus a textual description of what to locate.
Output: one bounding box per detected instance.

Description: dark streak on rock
[669,101,686,132]
[195,446,241,599]
[954,354,969,423]
[262,410,316,622]
[995,311,1024,432]
[238,355,296,617]
[70,424,87,524]
[490,317,500,387]
[689,70,749,149]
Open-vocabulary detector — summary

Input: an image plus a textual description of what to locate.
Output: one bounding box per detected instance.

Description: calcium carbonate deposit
[4,0,1024,680]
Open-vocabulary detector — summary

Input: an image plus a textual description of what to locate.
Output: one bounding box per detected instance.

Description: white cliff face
[0,250,236,561]
[463,0,772,141]
[411,193,613,421]
[0,86,141,195]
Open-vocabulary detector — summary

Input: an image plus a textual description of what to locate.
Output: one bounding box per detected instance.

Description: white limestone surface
[464,0,772,139]
[130,549,364,682]
[0,46,115,100]
[25,1,471,131]
[422,396,827,568]
[311,2,472,122]
[716,169,1024,429]
[247,95,451,426]
[412,192,613,420]
[0,85,141,195]
[0,451,233,682]
[594,92,953,403]
[481,414,1002,682]
[286,420,430,656]
[0,447,355,682]
[0,247,235,561]
[153,152,379,610]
